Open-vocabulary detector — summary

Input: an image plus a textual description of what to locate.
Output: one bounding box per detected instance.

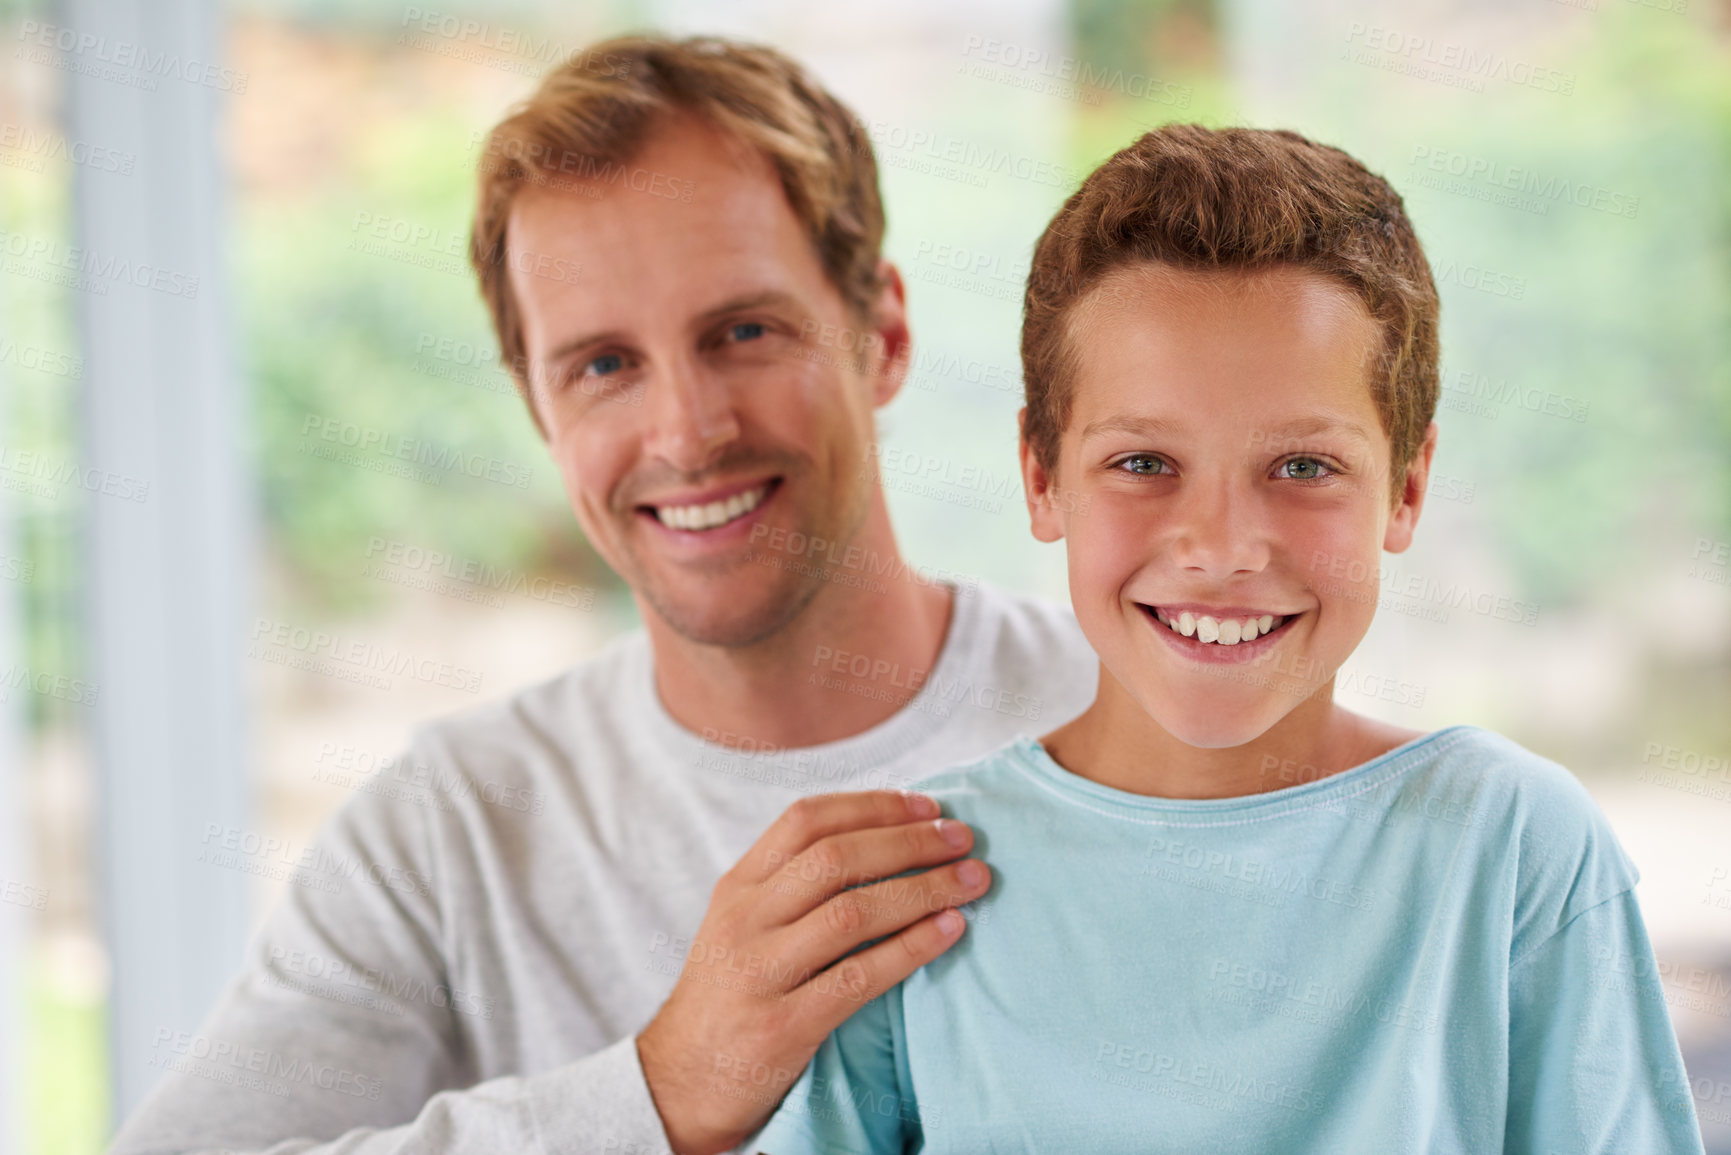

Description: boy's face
[1021,263,1437,749]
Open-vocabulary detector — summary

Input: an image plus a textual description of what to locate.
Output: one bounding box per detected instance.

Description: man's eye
[729,322,766,342]
[586,353,625,377]
[1276,456,1333,481]
[1114,454,1168,476]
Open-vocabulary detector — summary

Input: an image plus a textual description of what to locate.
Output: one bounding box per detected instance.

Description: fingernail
[957,859,987,888]
[905,792,939,818]
[936,819,969,849]
[936,908,964,935]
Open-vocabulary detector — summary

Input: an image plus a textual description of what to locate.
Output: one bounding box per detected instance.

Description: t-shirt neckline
[1008,724,1478,822]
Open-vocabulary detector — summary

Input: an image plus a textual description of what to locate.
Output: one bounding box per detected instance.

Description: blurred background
[1,0,1727,1149]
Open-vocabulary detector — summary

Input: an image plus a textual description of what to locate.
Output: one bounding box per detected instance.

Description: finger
[751,817,975,925]
[765,857,990,979]
[784,907,971,1039]
[732,790,940,885]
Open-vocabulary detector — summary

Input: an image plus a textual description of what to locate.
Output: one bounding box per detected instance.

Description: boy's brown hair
[469,36,884,436]
[1021,124,1439,502]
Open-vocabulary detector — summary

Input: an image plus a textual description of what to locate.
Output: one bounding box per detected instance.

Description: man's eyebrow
[693,289,803,325]
[546,326,621,369]
[543,290,803,366]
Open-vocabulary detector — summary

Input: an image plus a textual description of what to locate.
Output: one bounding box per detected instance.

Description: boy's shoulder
[1409,725,1626,853]
[902,734,1040,801]
[1415,725,1640,958]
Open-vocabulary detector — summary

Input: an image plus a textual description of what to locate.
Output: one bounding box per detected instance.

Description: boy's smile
[1144,603,1299,662]
[1022,261,1438,794]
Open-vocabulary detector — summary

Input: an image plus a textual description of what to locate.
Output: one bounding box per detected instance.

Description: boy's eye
[1113,453,1170,476]
[729,321,766,342]
[1276,456,1334,481]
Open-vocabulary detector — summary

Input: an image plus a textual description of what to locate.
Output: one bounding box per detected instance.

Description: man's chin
[638,573,825,649]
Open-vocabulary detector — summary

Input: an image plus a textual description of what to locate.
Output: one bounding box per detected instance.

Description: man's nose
[642,352,740,472]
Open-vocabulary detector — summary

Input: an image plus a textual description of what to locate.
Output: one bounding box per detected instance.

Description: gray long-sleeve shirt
[110,581,1098,1154]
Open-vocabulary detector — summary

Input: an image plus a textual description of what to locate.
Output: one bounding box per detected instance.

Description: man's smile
[636,476,782,533]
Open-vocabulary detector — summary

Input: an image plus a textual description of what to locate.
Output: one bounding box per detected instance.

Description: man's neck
[644,545,957,751]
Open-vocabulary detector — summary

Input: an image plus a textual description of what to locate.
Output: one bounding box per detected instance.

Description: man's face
[505,116,906,646]
[1023,263,1435,748]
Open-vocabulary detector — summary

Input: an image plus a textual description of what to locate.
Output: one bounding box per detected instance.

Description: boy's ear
[1018,408,1066,543]
[1383,421,1439,554]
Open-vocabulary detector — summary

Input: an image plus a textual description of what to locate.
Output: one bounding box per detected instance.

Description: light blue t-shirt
[748,725,1704,1154]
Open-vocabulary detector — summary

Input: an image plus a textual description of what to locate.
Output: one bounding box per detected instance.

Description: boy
[746,125,1704,1152]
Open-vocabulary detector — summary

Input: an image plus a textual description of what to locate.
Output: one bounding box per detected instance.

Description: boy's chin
[1146,691,1293,751]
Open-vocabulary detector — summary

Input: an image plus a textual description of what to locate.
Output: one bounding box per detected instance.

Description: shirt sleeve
[107,755,678,1155]
[1504,887,1706,1155]
[746,986,917,1155]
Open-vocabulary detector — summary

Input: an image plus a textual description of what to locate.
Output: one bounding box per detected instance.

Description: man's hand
[636,790,988,1155]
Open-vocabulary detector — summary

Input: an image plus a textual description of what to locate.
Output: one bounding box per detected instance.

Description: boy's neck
[1040,666,1425,800]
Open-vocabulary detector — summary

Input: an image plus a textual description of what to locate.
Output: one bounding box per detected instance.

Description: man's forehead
[503,131,829,343]
[507,182,800,287]
[504,113,785,237]
[509,219,815,325]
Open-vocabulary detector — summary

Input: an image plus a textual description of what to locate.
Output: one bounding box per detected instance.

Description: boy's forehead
[1062,261,1386,432]
[1074,261,1371,331]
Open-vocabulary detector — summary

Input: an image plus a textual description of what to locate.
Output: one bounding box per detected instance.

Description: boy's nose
[1167,484,1270,576]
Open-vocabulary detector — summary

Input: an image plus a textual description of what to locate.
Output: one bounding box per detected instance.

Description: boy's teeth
[655,483,768,530]
[1161,609,1285,645]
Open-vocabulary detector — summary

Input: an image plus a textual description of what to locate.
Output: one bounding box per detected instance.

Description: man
[111,34,1096,1155]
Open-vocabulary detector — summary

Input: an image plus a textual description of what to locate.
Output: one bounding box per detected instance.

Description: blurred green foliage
[26,958,108,1155]
[242,110,615,615]
[1,130,87,734]
[1071,0,1221,80]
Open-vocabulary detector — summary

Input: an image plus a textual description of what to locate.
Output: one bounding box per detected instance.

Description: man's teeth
[655,483,769,530]
[1154,608,1283,645]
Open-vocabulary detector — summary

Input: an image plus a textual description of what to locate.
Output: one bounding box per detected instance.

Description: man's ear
[1019,409,1065,544]
[864,259,911,407]
[1384,421,1439,554]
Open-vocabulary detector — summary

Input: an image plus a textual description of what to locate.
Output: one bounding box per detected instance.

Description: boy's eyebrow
[1262,415,1376,444]
[1079,414,1374,444]
[1078,415,1180,440]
